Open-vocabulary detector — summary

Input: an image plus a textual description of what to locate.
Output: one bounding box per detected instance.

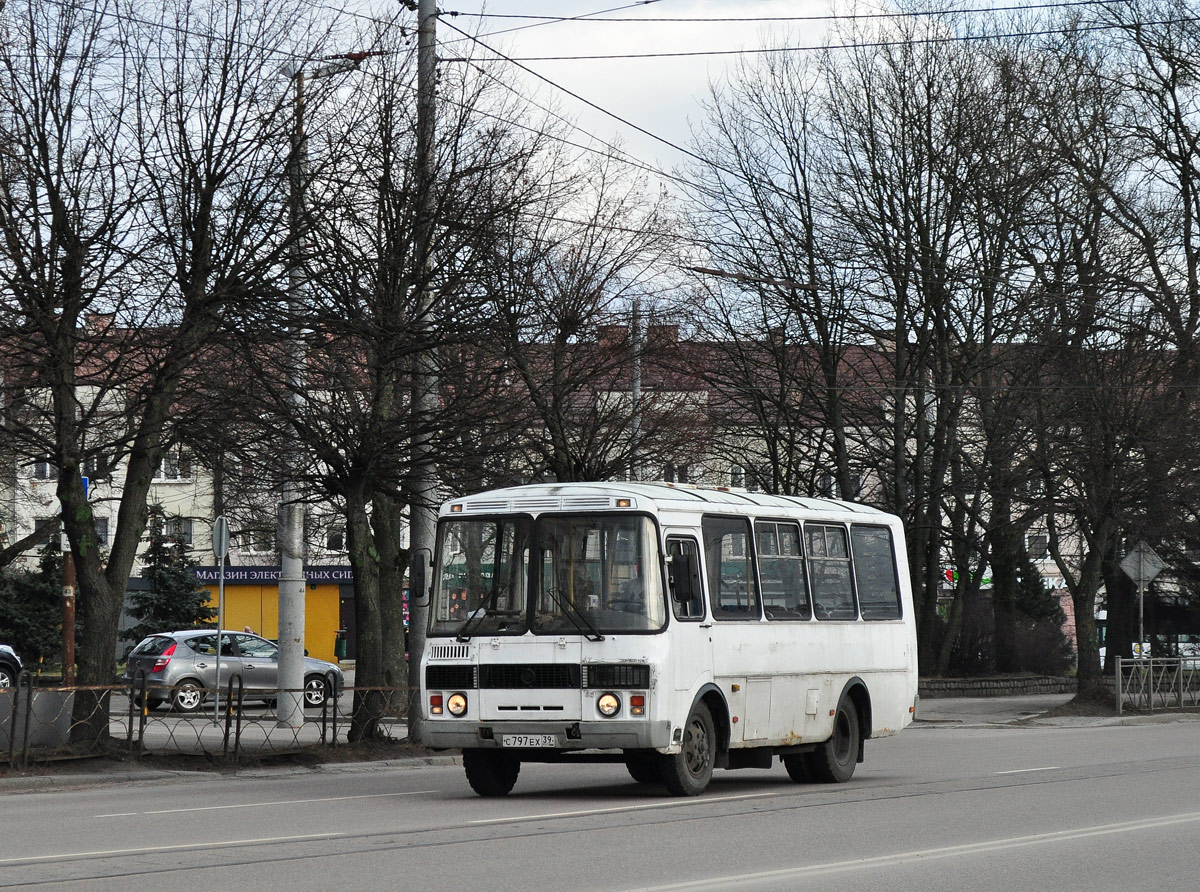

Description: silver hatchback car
[124,629,344,712]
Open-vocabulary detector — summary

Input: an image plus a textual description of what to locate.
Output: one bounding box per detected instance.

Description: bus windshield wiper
[455,589,521,642]
[542,587,605,642]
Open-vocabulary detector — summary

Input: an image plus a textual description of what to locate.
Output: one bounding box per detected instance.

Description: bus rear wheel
[660,702,715,796]
[462,749,520,797]
[807,694,860,783]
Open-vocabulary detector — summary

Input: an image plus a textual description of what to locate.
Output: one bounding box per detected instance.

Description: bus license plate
[501,734,557,747]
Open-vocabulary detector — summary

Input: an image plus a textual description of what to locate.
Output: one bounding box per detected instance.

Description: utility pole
[629,296,642,481]
[278,53,371,728]
[406,0,438,743]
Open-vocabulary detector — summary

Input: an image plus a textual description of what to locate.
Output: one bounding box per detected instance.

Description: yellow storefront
[194,566,351,664]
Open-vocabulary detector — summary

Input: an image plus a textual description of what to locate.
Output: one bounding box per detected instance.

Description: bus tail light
[630,695,645,716]
[430,694,444,715]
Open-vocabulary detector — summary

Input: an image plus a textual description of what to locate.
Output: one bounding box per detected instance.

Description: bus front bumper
[420,719,672,751]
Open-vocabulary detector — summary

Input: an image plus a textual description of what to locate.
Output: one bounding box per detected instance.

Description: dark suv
[0,644,22,688]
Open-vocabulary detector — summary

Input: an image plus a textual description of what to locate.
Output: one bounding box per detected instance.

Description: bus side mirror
[669,553,700,603]
[410,547,432,607]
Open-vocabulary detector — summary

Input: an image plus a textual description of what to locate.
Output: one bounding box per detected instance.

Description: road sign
[1120,541,1165,586]
[211,515,230,561]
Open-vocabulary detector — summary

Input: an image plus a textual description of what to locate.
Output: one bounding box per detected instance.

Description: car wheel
[170,680,205,713]
[806,694,860,783]
[133,690,164,711]
[462,749,520,797]
[0,664,16,688]
[660,702,716,796]
[303,675,330,708]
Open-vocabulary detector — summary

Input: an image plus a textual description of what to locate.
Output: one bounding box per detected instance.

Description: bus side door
[666,533,710,695]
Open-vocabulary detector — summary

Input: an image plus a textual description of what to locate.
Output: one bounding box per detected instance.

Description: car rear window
[130,636,175,657]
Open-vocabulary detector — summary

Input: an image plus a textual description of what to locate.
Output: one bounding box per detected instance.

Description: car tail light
[151,643,177,673]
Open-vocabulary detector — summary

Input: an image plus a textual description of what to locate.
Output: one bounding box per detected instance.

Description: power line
[496,16,1200,61]
[447,0,1133,25]
[438,16,718,171]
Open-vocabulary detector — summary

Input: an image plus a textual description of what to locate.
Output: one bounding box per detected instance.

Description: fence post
[1115,656,1123,715]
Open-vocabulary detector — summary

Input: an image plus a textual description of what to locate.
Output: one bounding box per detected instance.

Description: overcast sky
[427,1,832,180]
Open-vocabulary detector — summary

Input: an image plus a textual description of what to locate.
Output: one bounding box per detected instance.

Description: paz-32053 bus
[417,482,918,796]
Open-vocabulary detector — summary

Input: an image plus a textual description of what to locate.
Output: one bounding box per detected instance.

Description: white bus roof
[440,482,895,521]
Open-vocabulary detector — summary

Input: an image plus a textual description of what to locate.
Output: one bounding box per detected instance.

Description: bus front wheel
[807,695,860,783]
[661,702,715,796]
[462,749,520,797]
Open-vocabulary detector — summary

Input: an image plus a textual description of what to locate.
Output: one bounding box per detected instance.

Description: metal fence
[2,671,411,771]
[1114,656,1200,714]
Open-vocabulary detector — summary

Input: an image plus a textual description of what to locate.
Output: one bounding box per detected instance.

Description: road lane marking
[0,833,344,866]
[624,811,1200,890]
[469,790,790,825]
[95,790,435,818]
[994,767,1060,775]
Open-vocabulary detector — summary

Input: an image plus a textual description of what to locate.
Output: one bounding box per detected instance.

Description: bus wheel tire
[660,702,715,796]
[782,753,811,782]
[807,695,860,783]
[462,749,520,797]
[625,756,662,785]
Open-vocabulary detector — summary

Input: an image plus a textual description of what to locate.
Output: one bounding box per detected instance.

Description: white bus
[417,482,918,796]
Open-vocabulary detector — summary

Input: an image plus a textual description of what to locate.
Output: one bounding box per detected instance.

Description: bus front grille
[480,664,582,689]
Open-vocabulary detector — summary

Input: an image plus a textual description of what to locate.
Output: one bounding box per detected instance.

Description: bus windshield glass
[430,514,666,637]
[533,515,665,634]
[432,516,532,638]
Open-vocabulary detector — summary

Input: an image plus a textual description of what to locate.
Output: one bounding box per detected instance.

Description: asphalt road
[3,699,1199,892]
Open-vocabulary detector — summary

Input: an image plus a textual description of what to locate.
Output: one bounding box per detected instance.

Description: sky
[418,1,834,184]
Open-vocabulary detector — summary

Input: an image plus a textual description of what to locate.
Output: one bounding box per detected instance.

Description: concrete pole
[277,69,309,728]
[62,549,75,685]
[405,0,439,743]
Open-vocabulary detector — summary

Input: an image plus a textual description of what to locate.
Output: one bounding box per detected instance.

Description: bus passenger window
[756,521,810,620]
[702,516,761,620]
[852,525,902,619]
[806,524,857,620]
[667,537,704,620]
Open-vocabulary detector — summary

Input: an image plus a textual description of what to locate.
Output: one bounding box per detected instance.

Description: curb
[0,753,462,793]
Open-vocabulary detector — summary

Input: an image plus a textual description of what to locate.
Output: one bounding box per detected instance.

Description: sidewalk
[915,692,1200,728]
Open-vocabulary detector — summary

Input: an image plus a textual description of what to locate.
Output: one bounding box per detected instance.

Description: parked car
[123,629,344,712]
[0,644,21,688]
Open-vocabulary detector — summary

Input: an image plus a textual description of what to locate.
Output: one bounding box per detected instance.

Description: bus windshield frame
[430,512,667,638]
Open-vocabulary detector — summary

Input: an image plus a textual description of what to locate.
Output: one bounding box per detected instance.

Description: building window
[33,517,58,548]
[155,451,192,481]
[664,464,689,484]
[326,526,345,551]
[33,455,57,480]
[166,516,193,546]
[1027,532,1049,558]
[730,465,746,488]
[83,452,110,480]
[94,516,109,546]
[243,527,275,554]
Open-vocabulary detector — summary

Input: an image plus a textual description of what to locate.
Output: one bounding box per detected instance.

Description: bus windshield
[430,514,666,637]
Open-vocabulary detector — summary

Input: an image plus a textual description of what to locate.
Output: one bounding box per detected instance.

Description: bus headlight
[447,692,468,717]
[597,692,621,717]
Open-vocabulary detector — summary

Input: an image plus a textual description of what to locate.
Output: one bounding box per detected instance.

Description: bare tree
[0,0,313,739]
[482,154,692,483]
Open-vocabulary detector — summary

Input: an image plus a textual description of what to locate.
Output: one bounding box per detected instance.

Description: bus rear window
[851,525,902,620]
